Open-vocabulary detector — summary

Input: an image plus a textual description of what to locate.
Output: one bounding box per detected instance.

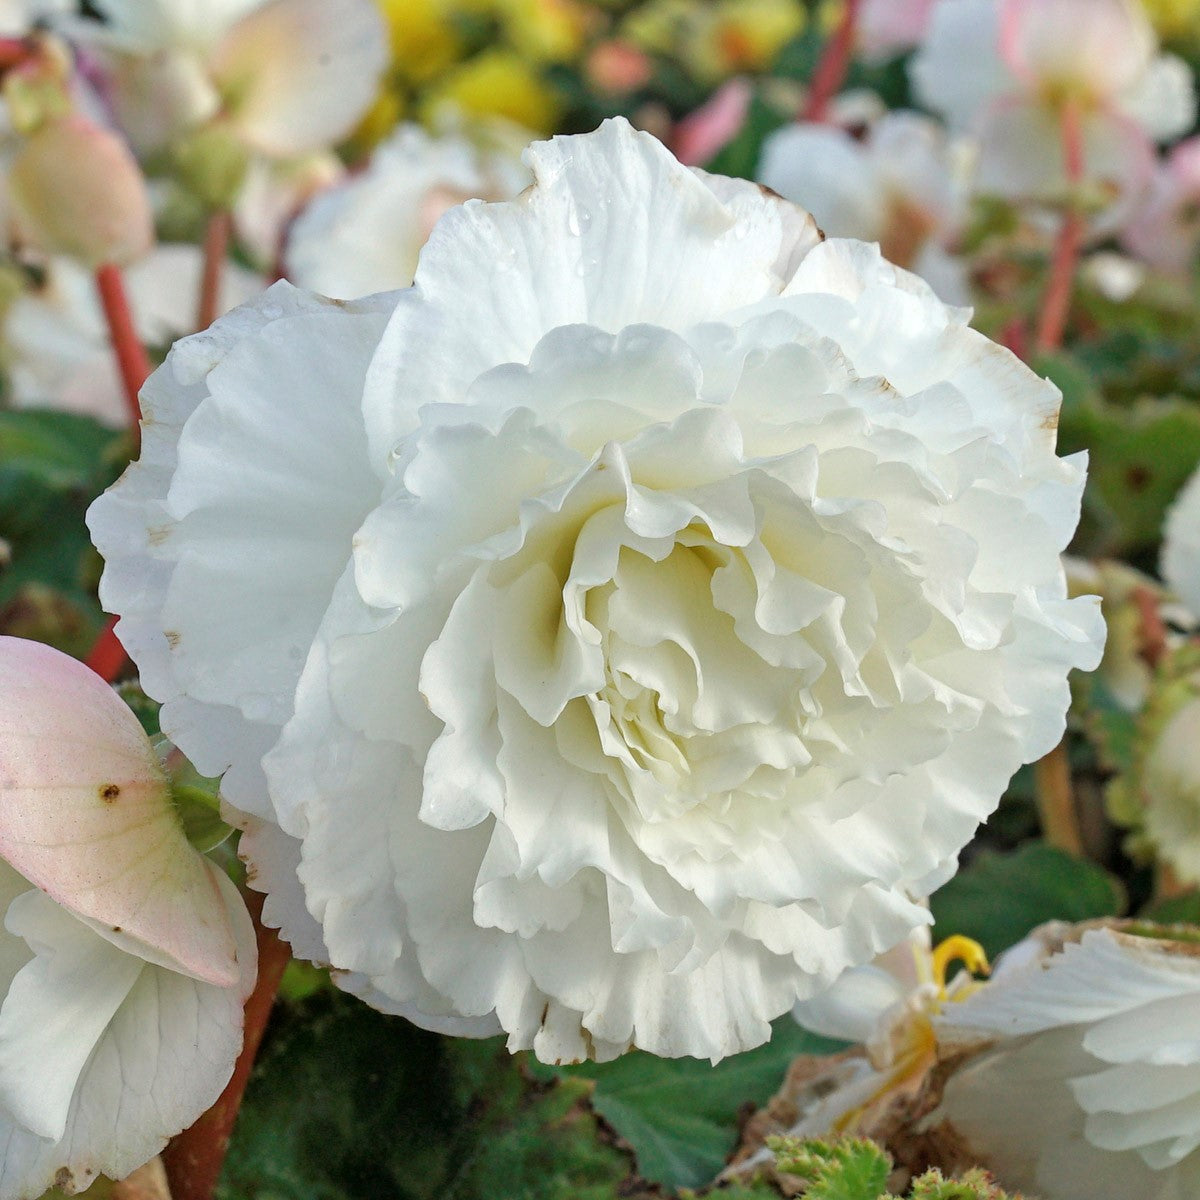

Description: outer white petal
[87,283,392,822]
[210,0,388,158]
[0,865,255,1200]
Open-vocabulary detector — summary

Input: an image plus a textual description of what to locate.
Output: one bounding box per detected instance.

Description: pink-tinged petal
[0,637,238,986]
[999,0,1155,100]
[671,78,752,167]
[858,0,934,62]
[210,0,388,158]
[1122,137,1200,272]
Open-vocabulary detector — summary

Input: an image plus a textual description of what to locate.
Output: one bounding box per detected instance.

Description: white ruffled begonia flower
[0,636,256,1198]
[935,923,1200,1200]
[88,118,1104,1063]
[286,123,531,301]
[4,244,263,427]
[70,0,387,160]
[911,0,1196,218]
[756,111,970,305]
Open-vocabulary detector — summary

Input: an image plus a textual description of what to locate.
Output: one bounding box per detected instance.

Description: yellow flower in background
[496,0,593,62]
[1141,0,1200,38]
[688,0,806,80]
[421,48,561,131]
[624,0,805,82]
[376,0,466,82]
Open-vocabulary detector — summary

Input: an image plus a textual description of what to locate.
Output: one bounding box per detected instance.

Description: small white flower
[936,924,1200,1200]
[4,245,263,427]
[74,0,387,160]
[0,637,256,1199]
[911,0,1196,218]
[286,124,531,301]
[757,111,969,304]
[89,118,1103,1063]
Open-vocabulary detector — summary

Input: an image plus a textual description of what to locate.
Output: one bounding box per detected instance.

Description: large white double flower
[88,119,1103,1062]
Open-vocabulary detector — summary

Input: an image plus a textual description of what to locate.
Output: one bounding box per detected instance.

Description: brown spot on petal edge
[54,1168,73,1191]
[100,783,120,802]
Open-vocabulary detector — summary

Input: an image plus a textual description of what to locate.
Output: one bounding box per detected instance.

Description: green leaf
[930,842,1125,959]
[1060,397,1200,553]
[535,1021,845,1190]
[0,409,124,491]
[219,991,634,1200]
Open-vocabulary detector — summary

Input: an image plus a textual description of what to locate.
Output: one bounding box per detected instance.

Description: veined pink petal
[0,637,239,986]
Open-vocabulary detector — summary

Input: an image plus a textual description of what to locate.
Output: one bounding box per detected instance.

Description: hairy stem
[801,0,861,122]
[162,890,291,1200]
[95,262,151,443]
[196,210,232,332]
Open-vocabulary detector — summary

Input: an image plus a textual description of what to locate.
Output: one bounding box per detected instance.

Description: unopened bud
[8,114,154,268]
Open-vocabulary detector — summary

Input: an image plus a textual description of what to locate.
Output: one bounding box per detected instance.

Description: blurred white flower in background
[72,0,387,162]
[5,245,263,426]
[911,0,1196,221]
[286,123,531,300]
[89,118,1103,1064]
[757,110,970,304]
[0,636,255,1200]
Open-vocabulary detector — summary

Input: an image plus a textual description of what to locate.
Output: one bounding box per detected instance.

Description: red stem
[801,0,861,122]
[162,890,291,1200]
[196,210,232,332]
[85,615,128,682]
[94,262,151,443]
[1034,98,1086,354]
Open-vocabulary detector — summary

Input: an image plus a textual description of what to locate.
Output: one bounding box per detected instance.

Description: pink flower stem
[1032,98,1087,856]
[801,0,862,122]
[1034,97,1086,354]
[162,890,291,1200]
[94,262,151,442]
[196,210,232,332]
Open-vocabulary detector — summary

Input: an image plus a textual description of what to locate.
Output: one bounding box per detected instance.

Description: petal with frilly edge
[0,862,255,1200]
[86,284,393,824]
[0,637,237,986]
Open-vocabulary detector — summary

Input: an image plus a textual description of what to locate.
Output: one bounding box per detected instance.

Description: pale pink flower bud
[8,114,153,268]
